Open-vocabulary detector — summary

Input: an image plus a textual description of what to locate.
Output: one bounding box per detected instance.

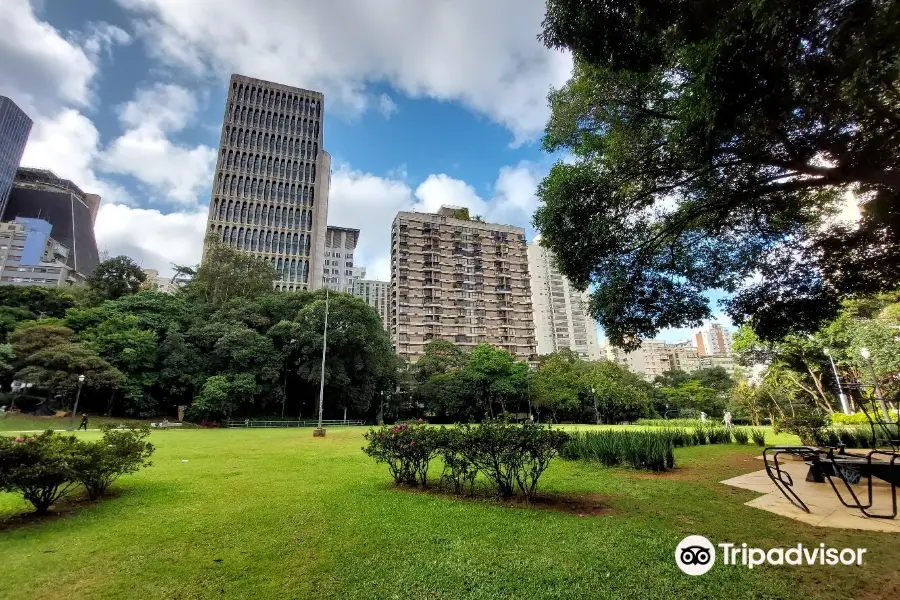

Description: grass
[0,414,151,432]
[1,426,898,599]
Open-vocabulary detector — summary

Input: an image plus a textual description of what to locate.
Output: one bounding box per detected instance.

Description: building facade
[694,323,733,356]
[5,168,100,279]
[527,238,602,360]
[603,340,701,380]
[0,97,32,219]
[324,226,360,292]
[204,74,330,292]
[351,278,390,330]
[391,206,536,364]
[0,218,74,287]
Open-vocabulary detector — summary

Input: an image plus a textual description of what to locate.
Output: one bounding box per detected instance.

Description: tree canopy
[535,0,900,350]
[87,256,147,303]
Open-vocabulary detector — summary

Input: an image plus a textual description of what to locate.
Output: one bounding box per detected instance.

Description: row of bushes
[363,420,570,499]
[813,426,877,449]
[0,427,154,514]
[829,410,900,426]
[561,426,767,471]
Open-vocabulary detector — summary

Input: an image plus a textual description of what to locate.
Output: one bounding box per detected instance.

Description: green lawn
[1,426,897,600]
[0,414,151,432]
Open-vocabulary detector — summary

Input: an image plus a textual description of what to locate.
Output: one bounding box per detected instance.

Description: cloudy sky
[1,0,729,343]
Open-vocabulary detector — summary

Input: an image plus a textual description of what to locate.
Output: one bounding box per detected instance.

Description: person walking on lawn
[78,413,89,431]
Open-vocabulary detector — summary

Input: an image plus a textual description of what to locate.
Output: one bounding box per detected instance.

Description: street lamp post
[67,375,85,431]
[314,285,330,437]
[823,348,851,415]
[591,386,600,425]
[378,390,385,425]
[860,348,892,422]
[282,338,296,419]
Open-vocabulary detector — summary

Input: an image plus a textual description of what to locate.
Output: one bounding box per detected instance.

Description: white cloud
[116,0,572,143]
[377,93,398,119]
[94,203,209,275]
[0,0,101,114]
[99,83,217,205]
[328,161,546,280]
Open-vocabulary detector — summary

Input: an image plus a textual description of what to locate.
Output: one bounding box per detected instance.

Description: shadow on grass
[0,482,169,534]
[387,480,618,517]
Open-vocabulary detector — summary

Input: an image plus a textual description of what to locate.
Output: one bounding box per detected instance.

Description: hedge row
[0,427,154,514]
[363,419,569,499]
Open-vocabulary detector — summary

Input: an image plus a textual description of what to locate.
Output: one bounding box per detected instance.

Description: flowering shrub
[363,421,440,486]
[363,419,569,499]
[435,426,479,495]
[0,431,82,514]
[0,428,155,514]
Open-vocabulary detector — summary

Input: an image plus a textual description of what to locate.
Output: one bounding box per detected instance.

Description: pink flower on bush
[410,441,415,446]
[13,436,25,444]
[417,419,423,423]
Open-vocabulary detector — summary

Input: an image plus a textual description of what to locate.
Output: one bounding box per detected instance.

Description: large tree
[536,0,900,349]
[87,256,147,302]
[183,233,278,305]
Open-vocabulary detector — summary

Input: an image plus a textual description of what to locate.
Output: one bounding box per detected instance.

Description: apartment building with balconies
[390,206,536,364]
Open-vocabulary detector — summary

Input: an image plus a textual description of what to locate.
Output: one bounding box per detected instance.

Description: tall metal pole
[68,376,84,431]
[824,349,850,415]
[868,360,892,423]
[315,286,329,436]
[861,348,892,423]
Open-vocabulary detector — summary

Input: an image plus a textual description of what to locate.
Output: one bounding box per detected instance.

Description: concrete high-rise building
[0,218,74,287]
[204,74,330,292]
[324,226,360,293]
[0,97,33,219]
[694,323,733,356]
[527,237,602,360]
[5,168,101,279]
[602,340,701,380]
[352,279,390,331]
[391,206,536,364]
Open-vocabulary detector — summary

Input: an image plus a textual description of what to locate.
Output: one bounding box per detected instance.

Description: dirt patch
[403,484,616,517]
[505,493,614,517]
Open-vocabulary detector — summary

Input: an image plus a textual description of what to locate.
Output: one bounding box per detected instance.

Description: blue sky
[0,0,731,343]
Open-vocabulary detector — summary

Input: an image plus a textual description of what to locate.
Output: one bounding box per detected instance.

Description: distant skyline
[0,0,738,343]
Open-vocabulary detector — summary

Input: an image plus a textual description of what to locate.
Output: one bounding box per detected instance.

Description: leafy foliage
[0,431,81,513]
[535,0,900,348]
[73,426,154,499]
[182,233,278,306]
[87,256,147,303]
[362,421,439,486]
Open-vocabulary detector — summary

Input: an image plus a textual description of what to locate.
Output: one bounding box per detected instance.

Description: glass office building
[0,97,33,219]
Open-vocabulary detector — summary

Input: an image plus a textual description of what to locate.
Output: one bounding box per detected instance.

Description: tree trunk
[106,390,116,417]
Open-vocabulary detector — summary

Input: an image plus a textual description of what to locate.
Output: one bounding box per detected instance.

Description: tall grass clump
[750,429,767,447]
[562,430,675,472]
[732,428,750,445]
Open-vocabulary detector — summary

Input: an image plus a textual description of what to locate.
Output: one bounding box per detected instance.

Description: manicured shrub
[363,421,440,486]
[74,426,154,500]
[831,410,900,426]
[463,419,526,498]
[512,423,571,499]
[732,428,750,445]
[749,429,767,447]
[637,418,703,428]
[364,421,569,499]
[0,431,82,514]
[435,426,478,495]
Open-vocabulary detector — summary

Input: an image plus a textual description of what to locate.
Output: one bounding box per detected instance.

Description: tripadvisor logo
[675,536,867,576]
